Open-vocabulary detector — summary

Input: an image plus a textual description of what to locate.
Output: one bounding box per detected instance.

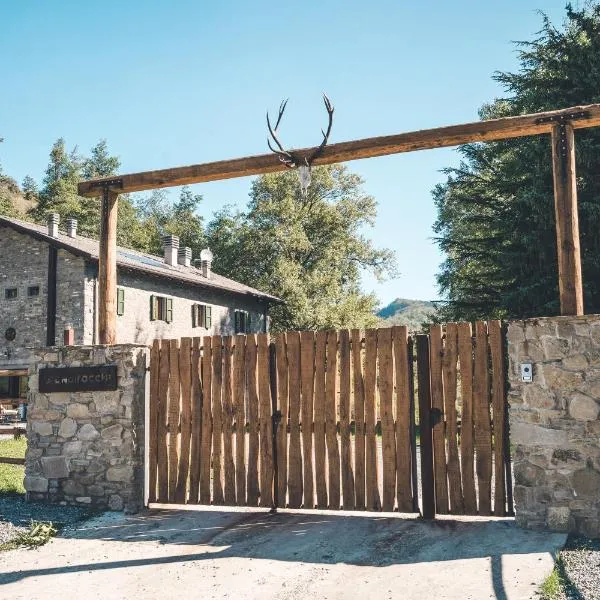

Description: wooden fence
[148,321,513,517]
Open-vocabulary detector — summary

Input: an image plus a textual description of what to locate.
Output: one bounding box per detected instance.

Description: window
[150,295,173,323]
[5,288,17,300]
[28,285,40,297]
[117,288,125,316]
[234,310,252,334]
[192,304,212,329]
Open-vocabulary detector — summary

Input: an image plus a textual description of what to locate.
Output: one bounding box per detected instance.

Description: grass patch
[0,437,26,495]
[540,565,564,600]
[0,521,57,551]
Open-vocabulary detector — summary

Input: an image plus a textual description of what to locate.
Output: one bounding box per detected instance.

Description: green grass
[0,521,57,551]
[539,555,574,600]
[0,437,26,495]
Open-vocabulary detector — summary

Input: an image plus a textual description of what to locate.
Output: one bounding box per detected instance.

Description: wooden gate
[148,321,513,517]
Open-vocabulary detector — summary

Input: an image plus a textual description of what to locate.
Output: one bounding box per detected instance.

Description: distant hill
[0,176,35,214]
[376,298,436,331]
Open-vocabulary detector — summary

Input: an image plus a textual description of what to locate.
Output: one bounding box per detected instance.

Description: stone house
[0,214,280,412]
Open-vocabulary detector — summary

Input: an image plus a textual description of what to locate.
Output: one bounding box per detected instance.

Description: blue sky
[1,0,575,306]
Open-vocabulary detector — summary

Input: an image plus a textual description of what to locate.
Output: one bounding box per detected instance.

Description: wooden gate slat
[189,337,202,504]
[211,336,224,504]
[352,329,366,510]
[457,322,476,514]
[258,334,274,507]
[300,331,315,508]
[167,339,180,503]
[148,340,160,503]
[313,330,328,508]
[325,330,341,509]
[246,334,260,506]
[222,336,236,505]
[234,334,247,505]
[429,324,449,514]
[474,321,492,515]
[488,320,506,516]
[364,329,381,511]
[286,331,303,508]
[275,334,288,507]
[175,337,192,503]
[417,334,435,519]
[442,324,464,514]
[392,326,412,512]
[339,329,355,510]
[408,337,419,513]
[157,339,170,503]
[200,336,212,504]
[377,328,396,512]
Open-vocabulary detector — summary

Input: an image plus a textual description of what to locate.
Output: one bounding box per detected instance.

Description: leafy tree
[206,165,397,331]
[434,4,600,321]
[21,175,38,202]
[82,139,120,179]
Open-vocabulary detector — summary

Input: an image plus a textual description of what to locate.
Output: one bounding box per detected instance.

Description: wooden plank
[79,104,600,196]
[157,339,170,503]
[313,330,328,508]
[257,333,274,507]
[488,320,507,516]
[457,322,477,515]
[211,336,224,505]
[234,334,247,505]
[167,339,180,503]
[325,330,341,509]
[222,336,236,505]
[551,123,584,315]
[199,336,212,504]
[148,339,160,503]
[442,324,464,514]
[188,337,202,503]
[97,190,118,343]
[429,324,449,514]
[364,329,381,511]
[300,331,315,508]
[0,457,25,465]
[0,369,28,377]
[351,329,366,510]
[286,331,303,508]
[416,334,435,519]
[175,337,192,504]
[408,337,419,513]
[339,329,355,510]
[392,326,412,512]
[377,328,395,512]
[275,334,288,507]
[473,321,492,516]
[246,334,260,506]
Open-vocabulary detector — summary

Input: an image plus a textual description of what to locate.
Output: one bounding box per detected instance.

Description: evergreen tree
[434,4,600,321]
[22,175,38,202]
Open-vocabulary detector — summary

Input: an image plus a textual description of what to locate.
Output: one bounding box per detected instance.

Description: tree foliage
[434,4,600,321]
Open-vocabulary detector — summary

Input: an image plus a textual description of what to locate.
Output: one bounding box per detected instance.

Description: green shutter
[246,312,251,333]
[204,305,212,329]
[191,304,197,328]
[150,295,157,321]
[234,310,240,333]
[117,288,125,316]
[166,298,173,323]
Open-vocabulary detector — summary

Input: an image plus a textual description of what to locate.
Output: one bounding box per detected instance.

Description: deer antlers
[266,95,334,168]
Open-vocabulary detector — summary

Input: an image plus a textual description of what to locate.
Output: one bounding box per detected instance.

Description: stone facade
[508,314,600,537]
[25,345,148,512]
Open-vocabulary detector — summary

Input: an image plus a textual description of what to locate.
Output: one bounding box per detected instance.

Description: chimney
[178,246,192,268]
[47,213,60,237]
[162,235,179,267]
[66,217,78,238]
[200,248,213,279]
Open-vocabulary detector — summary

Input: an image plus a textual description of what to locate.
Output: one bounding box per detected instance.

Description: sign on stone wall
[39,365,118,393]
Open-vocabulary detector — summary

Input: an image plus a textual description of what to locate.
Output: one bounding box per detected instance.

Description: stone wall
[25,345,148,512]
[508,314,600,537]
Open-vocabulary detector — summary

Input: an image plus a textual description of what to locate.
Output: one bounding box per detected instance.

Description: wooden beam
[98,189,119,344]
[78,104,600,197]
[551,123,584,315]
[0,369,28,377]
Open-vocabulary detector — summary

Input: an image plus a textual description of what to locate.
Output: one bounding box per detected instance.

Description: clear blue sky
[1,0,575,306]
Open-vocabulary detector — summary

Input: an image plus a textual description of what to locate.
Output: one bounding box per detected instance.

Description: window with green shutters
[150,295,173,322]
[234,310,252,334]
[192,304,212,329]
[117,288,125,316]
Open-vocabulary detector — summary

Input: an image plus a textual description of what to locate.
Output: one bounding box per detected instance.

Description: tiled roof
[0,216,281,303]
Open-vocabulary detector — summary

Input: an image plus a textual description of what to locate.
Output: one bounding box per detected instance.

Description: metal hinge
[535,111,590,161]
[89,178,124,190]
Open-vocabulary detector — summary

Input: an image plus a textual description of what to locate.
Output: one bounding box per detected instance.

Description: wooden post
[98,188,119,344]
[551,123,584,316]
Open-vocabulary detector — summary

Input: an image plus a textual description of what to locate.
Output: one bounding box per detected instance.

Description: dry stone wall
[25,345,148,512]
[508,315,600,537]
